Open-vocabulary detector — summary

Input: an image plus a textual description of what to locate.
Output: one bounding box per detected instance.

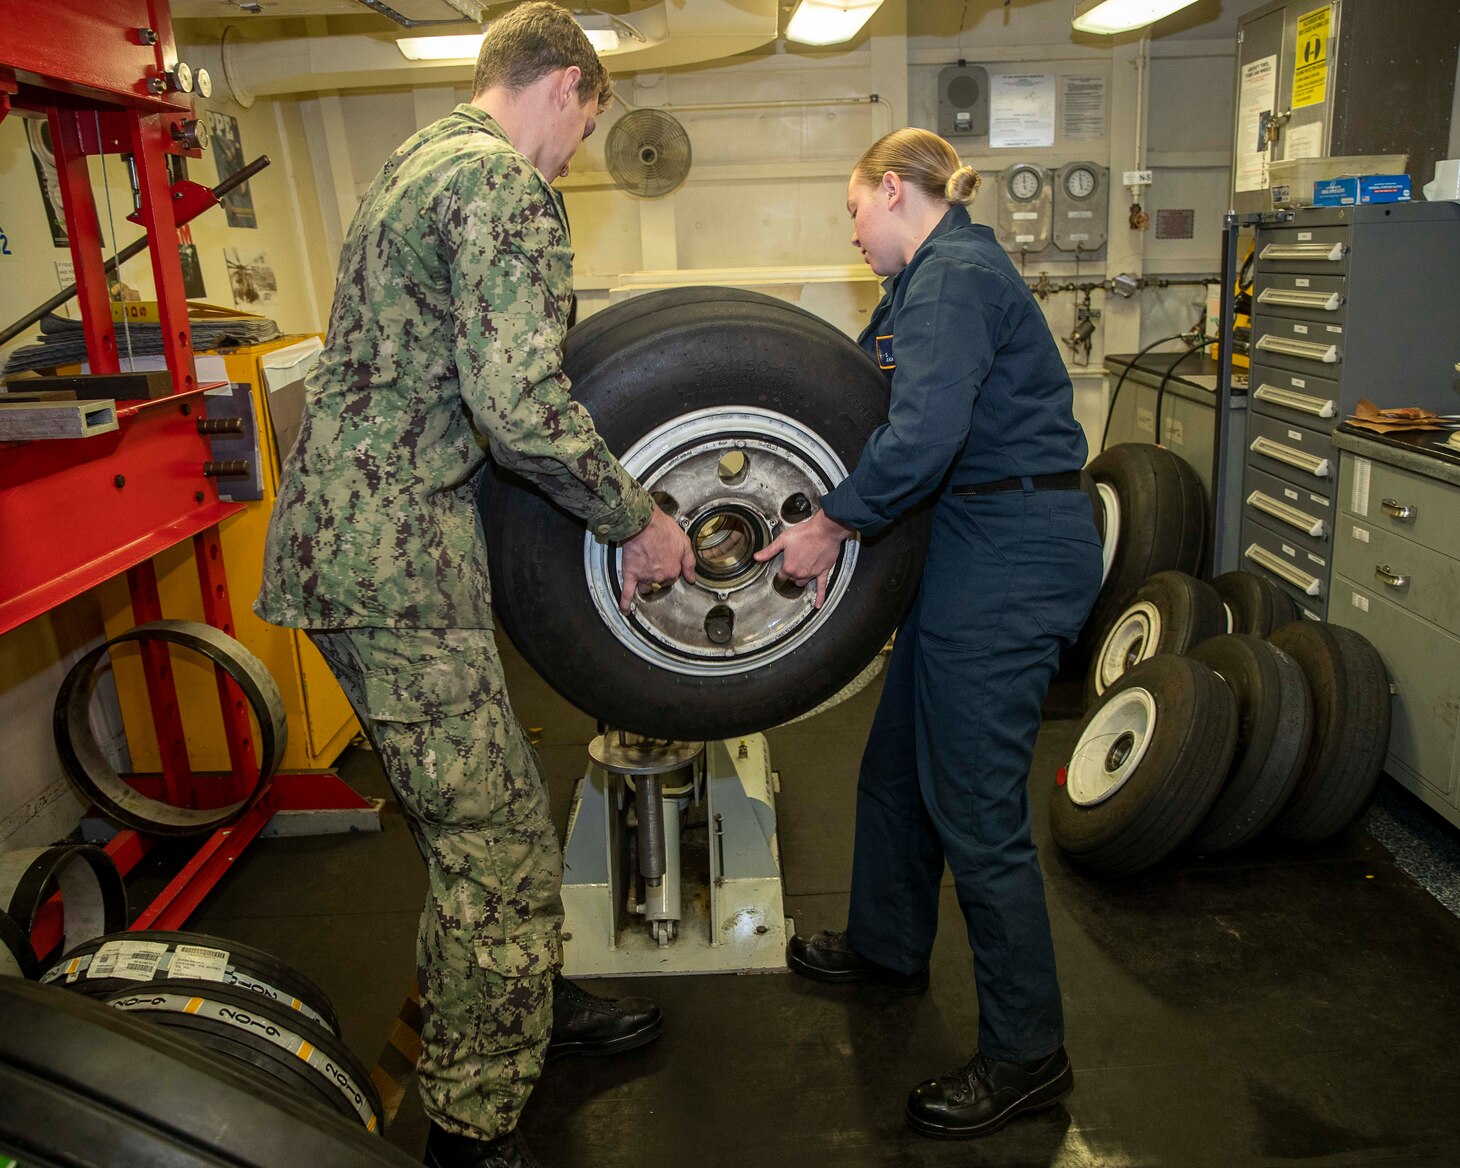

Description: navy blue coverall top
[820,204,1088,533]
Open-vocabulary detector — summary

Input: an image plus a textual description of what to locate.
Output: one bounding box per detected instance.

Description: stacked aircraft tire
[15,929,387,1149]
[1051,567,1392,874]
[0,979,415,1168]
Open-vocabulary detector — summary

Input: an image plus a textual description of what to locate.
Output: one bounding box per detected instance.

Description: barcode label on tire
[169,945,231,982]
[89,940,169,981]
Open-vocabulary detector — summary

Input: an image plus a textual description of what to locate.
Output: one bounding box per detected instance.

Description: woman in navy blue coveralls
[755,129,1102,1139]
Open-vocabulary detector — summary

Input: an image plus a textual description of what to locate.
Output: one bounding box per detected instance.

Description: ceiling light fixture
[397,10,643,62]
[396,32,483,60]
[785,0,885,47]
[1071,0,1201,34]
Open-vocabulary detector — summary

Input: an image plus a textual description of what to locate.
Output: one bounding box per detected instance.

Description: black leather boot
[786,930,929,994]
[545,974,663,1060]
[905,1046,1074,1139]
[423,1123,543,1168]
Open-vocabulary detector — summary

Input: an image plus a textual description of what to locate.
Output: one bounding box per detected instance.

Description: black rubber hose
[1098,332,1194,454]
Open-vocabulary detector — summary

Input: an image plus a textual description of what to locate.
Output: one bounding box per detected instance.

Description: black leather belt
[951,471,1083,496]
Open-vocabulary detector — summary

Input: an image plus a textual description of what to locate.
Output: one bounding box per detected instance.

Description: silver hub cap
[1066,686,1157,806]
[584,407,857,676]
[1095,600,1161,695]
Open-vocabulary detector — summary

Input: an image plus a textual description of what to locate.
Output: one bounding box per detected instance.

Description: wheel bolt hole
[651,490,679,516]
[773,575,806,599]
[780,492,813,524]
[717,450,749,487]
[1104,730,1136,772]
[704,605,734,645]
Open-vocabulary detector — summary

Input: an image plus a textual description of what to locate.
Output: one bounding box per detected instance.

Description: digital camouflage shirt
[256,104,653,630]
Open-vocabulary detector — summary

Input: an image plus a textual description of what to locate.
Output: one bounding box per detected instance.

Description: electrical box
[1052,161,1109,256]
[1230,0,1459,214]
[937,64,989,139]
[994,163,1052,257]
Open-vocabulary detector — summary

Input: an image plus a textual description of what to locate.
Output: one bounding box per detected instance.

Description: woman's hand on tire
[754,509,854,609]
[619,507,697,612]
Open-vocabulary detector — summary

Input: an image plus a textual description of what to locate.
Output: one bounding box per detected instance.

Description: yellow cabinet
[100,338,358,774]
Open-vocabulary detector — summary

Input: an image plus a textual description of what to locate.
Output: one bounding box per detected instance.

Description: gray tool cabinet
[1330,430,1460,829]
[1238,202,1460,619]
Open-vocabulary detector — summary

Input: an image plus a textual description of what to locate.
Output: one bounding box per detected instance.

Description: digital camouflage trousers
[310,627,562,1140]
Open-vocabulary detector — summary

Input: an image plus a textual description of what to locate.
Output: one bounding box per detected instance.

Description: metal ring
[0,908,38,980]
[0,845,127,962]
[53,620,287,837]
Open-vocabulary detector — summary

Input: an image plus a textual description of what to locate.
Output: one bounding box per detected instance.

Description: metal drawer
[1249,363,1342,434]
[1252,315,1345,369]
[1242,515,1330,614]
[1330,577,1459,799]
[1336,518,1460,634]
[1244,464,1333,556]
[1254,273,1348,323]
[1255,225,1352,274]
[1247,412,1335,483]
[1339,453,1460,560]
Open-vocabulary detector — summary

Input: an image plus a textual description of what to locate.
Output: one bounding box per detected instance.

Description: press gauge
[1063,164,1098,199]
[1006,164,1044,202]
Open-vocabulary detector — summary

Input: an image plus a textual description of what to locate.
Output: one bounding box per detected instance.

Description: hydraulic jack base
[561,732,788,977]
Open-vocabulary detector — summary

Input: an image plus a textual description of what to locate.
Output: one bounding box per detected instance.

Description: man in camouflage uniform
[256,6,696,1166]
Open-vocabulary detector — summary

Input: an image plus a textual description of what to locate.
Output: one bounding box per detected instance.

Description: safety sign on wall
[1292,5,1331,109]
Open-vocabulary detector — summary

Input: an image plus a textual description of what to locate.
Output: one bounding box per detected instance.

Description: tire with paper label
[0,980,416,1166]
[481,287,930,739]
[41,928,340,1036]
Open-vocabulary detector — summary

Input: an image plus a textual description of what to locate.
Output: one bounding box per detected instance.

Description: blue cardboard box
[1312,174,1412,206]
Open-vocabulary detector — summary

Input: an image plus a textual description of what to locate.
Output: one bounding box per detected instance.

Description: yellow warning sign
[1293,5,1331,109]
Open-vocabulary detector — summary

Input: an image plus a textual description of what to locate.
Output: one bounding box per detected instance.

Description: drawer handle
[1247,491,1327,538]
[1375,564,1409,590]
[1260,241,1347,262]
[1244,544,1322,595]
[1255,335,1341,364]
[1380,497,1416,522]
[1257,288,1345,312]
[1250,436,1331,478]
[1253,384,1337,417]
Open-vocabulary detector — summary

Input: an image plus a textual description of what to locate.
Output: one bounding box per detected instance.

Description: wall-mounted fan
[606,109,692,198]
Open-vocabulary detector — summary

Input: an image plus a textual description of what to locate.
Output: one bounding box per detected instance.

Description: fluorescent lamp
[397,33,483,61]
[583,27,620,52]
[785,0,885,46]
[1072,0,1200,34]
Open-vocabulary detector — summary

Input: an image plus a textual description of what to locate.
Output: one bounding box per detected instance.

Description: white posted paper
[1236,55,1277,192]
[1061,76,1107,141]
[991,74,1056,149]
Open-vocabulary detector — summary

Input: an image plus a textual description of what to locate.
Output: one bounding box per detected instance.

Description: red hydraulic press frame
[1,1,371,960]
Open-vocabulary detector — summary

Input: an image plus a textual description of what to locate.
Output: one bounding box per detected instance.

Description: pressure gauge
[1007,165,1043,202]
[1064,164,1098,200]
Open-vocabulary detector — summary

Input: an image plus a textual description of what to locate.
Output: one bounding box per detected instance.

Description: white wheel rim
[1095,600,1161,695]
[1095,480,1120,587]
[584,406,857,677]
[1222,601,1235,634]
[1066,686,1157,806]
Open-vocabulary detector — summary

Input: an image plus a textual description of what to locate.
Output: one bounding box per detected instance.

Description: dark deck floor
[175,635,1460,1167]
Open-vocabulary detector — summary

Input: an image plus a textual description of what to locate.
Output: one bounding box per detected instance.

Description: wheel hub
[584,407,856,677]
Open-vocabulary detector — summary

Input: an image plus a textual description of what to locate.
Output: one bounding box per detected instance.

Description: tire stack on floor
[1,927,403,1166]
[1050,443,1393,875]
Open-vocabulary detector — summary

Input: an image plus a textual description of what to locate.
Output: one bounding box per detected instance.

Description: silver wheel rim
[1095,600,1161,695]
[584,406,857,677]
[1096,480,1120,586]
[1067,686,1157,806]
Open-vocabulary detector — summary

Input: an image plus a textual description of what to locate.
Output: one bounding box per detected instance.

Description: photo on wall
[225,246,277,307]
[209,111,257,229]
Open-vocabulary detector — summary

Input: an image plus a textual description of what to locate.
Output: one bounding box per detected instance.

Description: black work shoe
[785,930,929,995]
[423,1123,542,1168]
[906,1046,1075,1139]
[545,975,663,1060]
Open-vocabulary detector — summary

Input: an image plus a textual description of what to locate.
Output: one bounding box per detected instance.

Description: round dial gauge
[1064,165,1097,199]
[1007,167,1042,202]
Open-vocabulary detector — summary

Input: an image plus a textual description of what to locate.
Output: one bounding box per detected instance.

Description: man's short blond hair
[472,2,613,110]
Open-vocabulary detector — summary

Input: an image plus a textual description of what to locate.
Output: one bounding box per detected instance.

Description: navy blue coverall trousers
[820,205,1102,1064]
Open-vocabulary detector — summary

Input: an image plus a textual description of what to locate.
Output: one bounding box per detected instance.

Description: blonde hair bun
[945,165,982,206]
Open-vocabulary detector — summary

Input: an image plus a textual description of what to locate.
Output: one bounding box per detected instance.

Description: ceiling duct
[352,0,483,28]
[184,0,780,99]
